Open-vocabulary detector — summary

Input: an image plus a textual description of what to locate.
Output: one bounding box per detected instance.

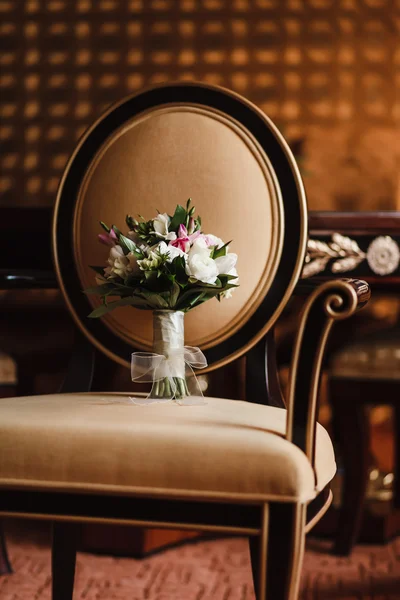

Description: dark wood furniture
[0,83,369,600]
[306,212,400,556]
[2,208,398,564]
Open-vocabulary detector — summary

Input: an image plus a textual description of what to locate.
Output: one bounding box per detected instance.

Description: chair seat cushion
[0,394,336,503]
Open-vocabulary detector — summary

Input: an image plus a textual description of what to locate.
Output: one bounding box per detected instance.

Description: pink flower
[189,231,202,243]
[170,224,190,252]
[171,237,190,253]
[170,225,204,253]
[178,224,188,238]
[204,234,224,249]
[98,228,117,247]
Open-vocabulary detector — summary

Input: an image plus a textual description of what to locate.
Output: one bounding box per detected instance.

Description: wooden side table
[308,211,400,556]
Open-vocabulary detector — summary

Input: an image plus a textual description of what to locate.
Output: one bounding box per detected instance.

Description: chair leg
[0,521,12,576]
[330,382,370,556]
[250,503,306,600]
[52,522,78,600]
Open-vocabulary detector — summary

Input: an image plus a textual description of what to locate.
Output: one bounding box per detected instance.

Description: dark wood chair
[0,83,369,600]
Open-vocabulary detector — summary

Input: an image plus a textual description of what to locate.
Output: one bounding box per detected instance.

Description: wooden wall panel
[1,0,400,210]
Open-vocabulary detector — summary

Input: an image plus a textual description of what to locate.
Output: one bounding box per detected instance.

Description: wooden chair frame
[0,84,370,598]
[0,278,369,600]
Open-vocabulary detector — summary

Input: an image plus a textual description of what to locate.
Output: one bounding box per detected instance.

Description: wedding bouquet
[84,199,238,402]
[85,199,238,317]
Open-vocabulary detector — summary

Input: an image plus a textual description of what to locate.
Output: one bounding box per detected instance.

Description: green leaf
[167,256,187,283]
[112,224,122,236]
[221,283,239,292]
[169,281,181,307]
[112,282,137,295]
[126,215,137,229]
[188,291,206,306]
[123,275,141,288]
[112,227,142,258]
[90,265,106,275]
[111,225,124,248]
[175,279,238,311]
[212,241,231,259]
[169,204,187,232]
[99,221,110,233]
[194,215,201,231]
[182,290,227,311]
[84,283,116,295]
[218,274,238,287]
[119,234,137,254]
[180,292,206,311]
[175,287,207,309]
[128,295,154,309]
[143,270,157,283]
[142,271,173,293]
[183,287,238,312]
[186,278,222,289]
[137,290,169,308]
[88,295,140,318]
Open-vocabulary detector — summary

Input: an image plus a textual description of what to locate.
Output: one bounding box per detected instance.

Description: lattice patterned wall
[1,0,400,209]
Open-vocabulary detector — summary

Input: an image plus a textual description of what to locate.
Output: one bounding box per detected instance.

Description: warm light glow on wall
[1,0,399,210]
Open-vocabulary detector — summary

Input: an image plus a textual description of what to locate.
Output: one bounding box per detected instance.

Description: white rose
[104,245,140,279]
[104,245,126,278]
[185,241,218,284]
[158,241,187,262]
[214,253,237,275]
[152,213,177,241]
[221,266,239,299]
[126,251,141,276]
[214,254,239,299]
[186,254,219,284]
[190,236,209,253]
[153,213,169,236]
[205,234,224,249]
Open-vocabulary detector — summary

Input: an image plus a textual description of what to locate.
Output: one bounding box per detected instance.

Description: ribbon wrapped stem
[130,310,207,404]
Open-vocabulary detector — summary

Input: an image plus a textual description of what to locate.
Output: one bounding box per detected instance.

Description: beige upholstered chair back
[53,83,307,372]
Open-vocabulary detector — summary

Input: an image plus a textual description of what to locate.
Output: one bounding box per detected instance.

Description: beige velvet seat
[0,394,335,504]
[0,83,370,600]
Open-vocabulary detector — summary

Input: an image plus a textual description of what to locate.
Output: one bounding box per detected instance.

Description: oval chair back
[53,82,307,373]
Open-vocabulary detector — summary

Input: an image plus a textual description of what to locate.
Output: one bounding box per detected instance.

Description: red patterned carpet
[0,531,399,599]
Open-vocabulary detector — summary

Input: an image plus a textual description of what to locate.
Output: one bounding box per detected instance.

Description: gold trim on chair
[53,81,308,372]
[287,279,370,465]
[0,511,261,536]
[73,104,284,352]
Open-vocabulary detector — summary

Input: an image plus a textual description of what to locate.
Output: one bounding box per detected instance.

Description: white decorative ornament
[366,236,400,276]
[302,233,366,278]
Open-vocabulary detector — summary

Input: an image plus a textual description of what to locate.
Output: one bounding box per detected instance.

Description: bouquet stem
[151,376,189,399]
[150,310,188,400]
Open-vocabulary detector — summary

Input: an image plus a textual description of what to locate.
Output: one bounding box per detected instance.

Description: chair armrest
[294,277,369,306]
[286,278,370,469]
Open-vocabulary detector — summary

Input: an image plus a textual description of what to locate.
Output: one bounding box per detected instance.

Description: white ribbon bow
[130,346,207,405]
